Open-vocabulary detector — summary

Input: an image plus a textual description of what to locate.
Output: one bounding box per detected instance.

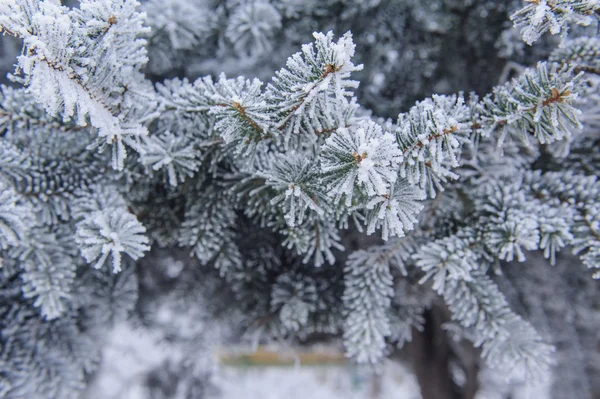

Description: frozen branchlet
[259,152,326,227]
[266,31,363,147]
[414,235,478,294]
[443,272,555,376]
[14,228,77,320]
[141,132,200,186]
[75,209,149,273]
[474,62,584,147]
[141,0,216,74]
[178,189,237,265]
[484,216,540,262]
[343,248,395,364]
[573,205,600,278]
[395,94,471,198]
[511,0,600,45]
[156,76,213,116]
[281,219,344,267]
[0,301,95,398]
[321,120,402,205]
[71,185,128,221]
[0,0,151,170]
[0,180,32,250]
[413,231,556,376]
[225,1,282,57]
[342,238,417,364]
[207,74,272,149]
[365,179,425,240]
[523,171,600,278]
[0,85,70,137]
[550,36,600,72]
[270,272,318,333]
[538,212,574,265]
[142,0,213,51]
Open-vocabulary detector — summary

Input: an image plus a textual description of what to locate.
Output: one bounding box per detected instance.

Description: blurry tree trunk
[404,305,480,399]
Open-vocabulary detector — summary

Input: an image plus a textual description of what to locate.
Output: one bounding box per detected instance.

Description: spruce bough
[1,0,599,398]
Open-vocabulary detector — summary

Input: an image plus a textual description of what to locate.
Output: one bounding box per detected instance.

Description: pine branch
[474,62,584,147]
[0,180,33,250]
[178,188,237,265]
[343,238,415,363]
[75,207,149,273]
[266,31,363,147]
[550,36,600,74]
[0,87,91,135]
[524,171,600,277]
[414,233,555,375]
[343,248,395,364]
[321,119,402,206]
[0,0,152,170]
[511,0,600,45]
[394,94,471,198]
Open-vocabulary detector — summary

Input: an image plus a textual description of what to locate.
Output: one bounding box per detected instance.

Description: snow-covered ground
[83,321,421,399]
[214,363,421,399]
[84,321,550,399]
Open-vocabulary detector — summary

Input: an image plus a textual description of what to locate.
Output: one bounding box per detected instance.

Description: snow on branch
[140,132,200,187]
[266,31,363,147]
[511,0,600,45]
[343,239,415,364]
[74,190,149,273]
[259,152,327,228]
[343,248,395,364]
[16,228,77,320]
[178,188,238,265]
[0,0,152,170]
[321,120,402,206]
[550,36,600,74]
[474,62,585,147]
[281,219,344,267]
[207,74,273,149]
[0,180,32,251]
[444,272,555,376]
[415,233,555,375]
[524,171,600,277]
[394,94,471,198]
[364,180,425,241]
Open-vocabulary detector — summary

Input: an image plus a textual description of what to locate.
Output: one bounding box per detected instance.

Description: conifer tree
[0,1,599,398]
